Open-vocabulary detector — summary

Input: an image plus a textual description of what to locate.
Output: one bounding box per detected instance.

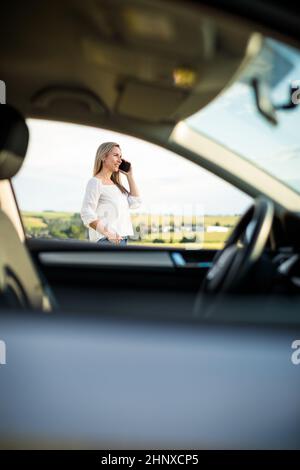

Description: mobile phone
[119,159,131,173]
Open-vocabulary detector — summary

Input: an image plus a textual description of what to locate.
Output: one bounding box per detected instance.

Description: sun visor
[117,80,186,122]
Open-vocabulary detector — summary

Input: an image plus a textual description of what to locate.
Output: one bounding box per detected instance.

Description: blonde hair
[93,142,128,195]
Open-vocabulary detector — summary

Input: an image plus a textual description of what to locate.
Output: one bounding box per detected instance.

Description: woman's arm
[120,166,142,209]
[121,165,140,197]
[80,178,100,228]
[126,173,140,197]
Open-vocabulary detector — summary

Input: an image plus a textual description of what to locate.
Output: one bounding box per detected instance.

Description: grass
[128,241,224,249]
[22,216,48,228]
[22,211,72,220]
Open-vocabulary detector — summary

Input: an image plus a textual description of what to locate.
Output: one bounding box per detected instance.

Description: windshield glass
[184,38,300,194]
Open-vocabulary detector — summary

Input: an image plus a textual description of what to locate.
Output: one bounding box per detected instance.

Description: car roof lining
[1,0,254,125]
[2,0,300,129]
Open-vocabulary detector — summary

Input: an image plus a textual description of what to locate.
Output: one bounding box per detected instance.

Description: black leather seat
[0,104,54,311]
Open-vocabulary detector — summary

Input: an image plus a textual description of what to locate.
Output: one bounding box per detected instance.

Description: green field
[23,216,48,228]
[23,211,72,220]
[21,211,240,249]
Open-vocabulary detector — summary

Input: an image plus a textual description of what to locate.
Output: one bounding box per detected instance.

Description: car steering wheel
[201,197,274,295]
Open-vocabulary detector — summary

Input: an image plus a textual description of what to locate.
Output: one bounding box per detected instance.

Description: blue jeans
[98,237,128,246]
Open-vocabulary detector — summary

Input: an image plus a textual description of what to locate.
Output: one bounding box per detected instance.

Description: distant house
[206,225,229,233]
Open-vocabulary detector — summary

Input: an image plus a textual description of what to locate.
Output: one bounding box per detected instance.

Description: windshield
[184,38,300,194]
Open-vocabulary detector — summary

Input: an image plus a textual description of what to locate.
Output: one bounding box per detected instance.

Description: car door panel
[27,238,217,315]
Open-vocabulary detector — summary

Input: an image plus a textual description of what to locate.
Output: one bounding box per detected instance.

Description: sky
[12,119,251,216]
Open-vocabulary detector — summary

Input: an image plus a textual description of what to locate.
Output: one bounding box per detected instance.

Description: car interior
[1,0,300,450]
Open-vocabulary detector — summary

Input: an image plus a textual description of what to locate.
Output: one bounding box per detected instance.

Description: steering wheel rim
[202,197,274,295]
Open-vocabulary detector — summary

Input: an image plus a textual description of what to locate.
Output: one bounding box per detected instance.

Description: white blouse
[80,177,141,242]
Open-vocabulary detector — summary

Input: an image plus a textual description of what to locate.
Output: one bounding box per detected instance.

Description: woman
[80,142,141,245]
